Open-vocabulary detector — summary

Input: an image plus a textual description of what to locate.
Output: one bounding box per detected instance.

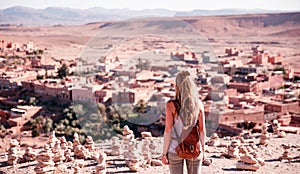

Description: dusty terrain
[0,133,299,173]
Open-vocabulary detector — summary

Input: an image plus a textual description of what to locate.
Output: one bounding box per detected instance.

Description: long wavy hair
[175,70,200,127]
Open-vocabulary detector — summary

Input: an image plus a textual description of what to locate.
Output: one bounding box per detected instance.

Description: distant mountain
[175,9,286,16]
[0,6,292,26]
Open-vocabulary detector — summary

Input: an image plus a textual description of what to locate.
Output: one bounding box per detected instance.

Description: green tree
[134,99,147,113]
[44,118,53,133]
[37,74,44,80]
[0,125,7,138]
[57,63,69,79]
[31,129,40,137]
[53,105,83,138]
[274,66,286,75]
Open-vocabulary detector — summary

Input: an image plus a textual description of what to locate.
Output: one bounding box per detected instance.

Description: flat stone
[236,161,260,171]
[278,131,286,138]
[37,154,51,162]
[151,159,163,166]
[240,155,258,164]
[141,132,152,139]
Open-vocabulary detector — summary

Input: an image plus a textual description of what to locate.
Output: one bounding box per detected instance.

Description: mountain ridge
[0,6,295,26]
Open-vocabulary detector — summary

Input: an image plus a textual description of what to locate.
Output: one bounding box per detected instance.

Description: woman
[162,70,206,174]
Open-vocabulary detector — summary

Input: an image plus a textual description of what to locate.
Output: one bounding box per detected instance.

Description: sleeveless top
[169,116,184,153]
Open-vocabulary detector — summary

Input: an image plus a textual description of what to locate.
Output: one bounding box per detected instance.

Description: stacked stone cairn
[207,133,220,147]
[58,136,74,162]
[148,139,163,166]
[48,131,59,148]
[248,140,258,151]
[110,137,121,156]
[73,133,80,148]
[34,144,55,174]
[279,144,293,162]
[238,136,248,155]
[84,136,95,151]
[52,141,65,165]
[23,147,36,162]
[123,125,140,172]
[74,144,89,159]
[234,135,265,171]
[271,119,287,138]
[7,139,22,166]
[272,120,281,135]
[64,148,74,162]
[95,152,107,174]
[72,160,85,174]
[141,137,151,161]
[125,140,140,172]
[59,136,68,151]
[123,125,135,140]
[259,122,270,145]
[236,151,264,171]
[147,138,163,166]
[223,139,240,159]
[85,136,98,160]
[73,133,90,159]
[149,138,158,157]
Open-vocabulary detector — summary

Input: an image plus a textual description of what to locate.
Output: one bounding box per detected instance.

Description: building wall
[221,107,264,125]
[228,82,253,93]
[255,74,284,93]
[0,79,17,90]
[252,53,268,65]
[224,88,238,97]
[112,91,135,104]
[72,88,95,102]
[265,102,300,114]
[33,83,71,100]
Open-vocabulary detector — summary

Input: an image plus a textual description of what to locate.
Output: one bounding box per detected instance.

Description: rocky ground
[0,133,299,174]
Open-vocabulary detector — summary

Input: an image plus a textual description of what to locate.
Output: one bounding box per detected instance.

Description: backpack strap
[173,118,198,144]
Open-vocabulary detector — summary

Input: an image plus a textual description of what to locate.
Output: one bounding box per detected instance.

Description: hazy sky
[1,0,300,11]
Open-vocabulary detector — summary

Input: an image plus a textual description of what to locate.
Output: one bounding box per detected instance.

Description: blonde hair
[175,70,200,127]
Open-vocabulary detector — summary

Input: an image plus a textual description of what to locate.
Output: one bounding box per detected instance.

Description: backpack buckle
[189,145,194,152]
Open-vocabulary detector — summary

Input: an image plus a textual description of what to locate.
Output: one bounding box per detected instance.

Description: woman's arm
[162,101,174,164]
[198,103,206,159]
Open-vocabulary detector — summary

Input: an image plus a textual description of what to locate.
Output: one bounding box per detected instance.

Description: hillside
[1,12,299,68]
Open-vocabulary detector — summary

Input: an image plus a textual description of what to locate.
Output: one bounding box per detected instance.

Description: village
[0,34,300,173]
[1,37,300,137]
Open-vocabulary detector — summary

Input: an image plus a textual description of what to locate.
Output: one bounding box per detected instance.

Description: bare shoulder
[166,100,176,108]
